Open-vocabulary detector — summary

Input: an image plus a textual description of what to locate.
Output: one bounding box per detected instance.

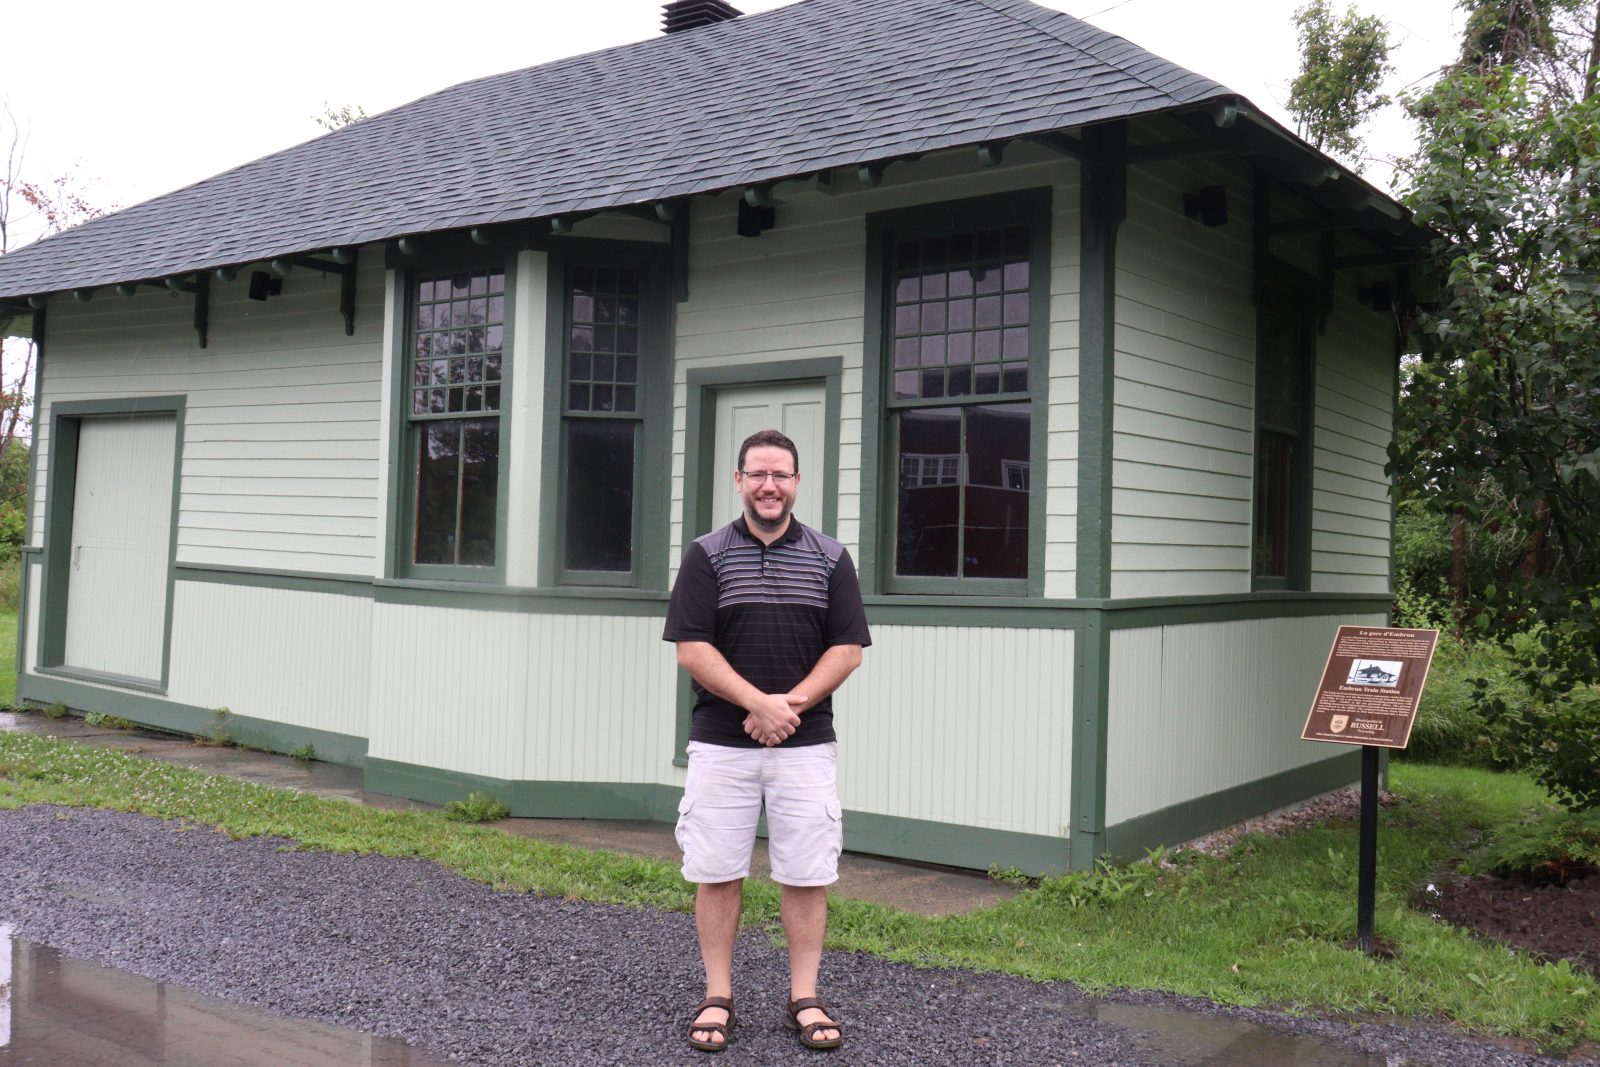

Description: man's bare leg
[780,884,840,1043]
[692,879,743,1046]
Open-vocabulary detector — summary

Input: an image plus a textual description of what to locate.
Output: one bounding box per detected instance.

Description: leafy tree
[312,102,368,132]
[1396,9,1600,809]
[1286,0,1393,164]
[0,104,108,536]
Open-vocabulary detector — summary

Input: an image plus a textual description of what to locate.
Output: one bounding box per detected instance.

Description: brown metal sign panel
[1301,625,1440,749]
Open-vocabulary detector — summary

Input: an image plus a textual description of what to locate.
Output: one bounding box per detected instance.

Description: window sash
[1251,276,1314,590]
[398,263,511,579]
[861,188,1051,598]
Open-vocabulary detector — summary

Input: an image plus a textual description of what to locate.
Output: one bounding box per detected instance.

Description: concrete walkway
[0,709,1018,917]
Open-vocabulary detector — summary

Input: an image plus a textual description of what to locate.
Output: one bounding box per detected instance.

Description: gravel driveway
[0,805,1586,1067]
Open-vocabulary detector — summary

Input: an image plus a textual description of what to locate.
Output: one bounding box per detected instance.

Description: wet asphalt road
[0,805,1588,1067]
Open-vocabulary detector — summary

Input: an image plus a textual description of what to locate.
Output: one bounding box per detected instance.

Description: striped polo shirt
[664,516,871,747]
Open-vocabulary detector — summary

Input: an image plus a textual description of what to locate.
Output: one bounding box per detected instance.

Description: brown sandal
[783,996,843,1050]
[686,996,735,1052]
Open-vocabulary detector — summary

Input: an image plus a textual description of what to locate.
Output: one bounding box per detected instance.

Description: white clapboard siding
[32,247,386,574]
[842,624,1074,838]
[167,581,373,740]
[667,145,1081,593]
[367,606,680,786]
[1111,154,1256,599]
[1105,612,1386,824]
[1312,280,1395,593]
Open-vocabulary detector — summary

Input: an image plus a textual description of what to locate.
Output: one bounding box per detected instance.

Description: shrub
[1470,807,1600,884]
[442,791,510,822]
[1402,630,1527,768]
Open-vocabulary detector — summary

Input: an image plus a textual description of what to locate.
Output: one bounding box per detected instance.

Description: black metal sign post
[1355,744,1379,953]
[1302,625,1439,957]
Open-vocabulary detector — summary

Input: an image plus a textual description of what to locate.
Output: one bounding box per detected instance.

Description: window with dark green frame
[560,264,644,579]
[405,267,506,571]
[1252,277,1314,589]
[886,224,1035,591]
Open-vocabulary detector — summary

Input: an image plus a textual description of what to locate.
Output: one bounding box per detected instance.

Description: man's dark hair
[738,429,799,472]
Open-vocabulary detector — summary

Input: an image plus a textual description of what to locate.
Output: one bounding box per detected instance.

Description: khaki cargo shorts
[675,740,842,887]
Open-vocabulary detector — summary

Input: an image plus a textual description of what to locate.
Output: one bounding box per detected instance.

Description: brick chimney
[662,0,743,33]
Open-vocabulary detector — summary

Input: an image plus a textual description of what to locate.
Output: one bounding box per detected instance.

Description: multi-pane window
[408,268,506,569]
[1253,281,1313,587]
[562,265,642,575]
[889,227,1033,584]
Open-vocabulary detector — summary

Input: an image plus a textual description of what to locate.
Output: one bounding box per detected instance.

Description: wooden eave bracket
[193,273,210,349]
[284,254,357,336]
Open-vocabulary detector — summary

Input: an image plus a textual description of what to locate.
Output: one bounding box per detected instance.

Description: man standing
[664,428,871,1052]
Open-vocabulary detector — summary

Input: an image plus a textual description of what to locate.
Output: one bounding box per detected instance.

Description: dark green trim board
[1076,121,1126,600]
[364,758,684,821]
[17,671,368,768]
[681,357,844,541]
[1069,608,1111,869]
[537,239,674,590]
[861,187,1054,598]
[38,395,187,692]
[381,267,408,579]
[1102,751,1361,863]
[362,757,1074,875]
[372,580,667,616]
[175,563,374,597]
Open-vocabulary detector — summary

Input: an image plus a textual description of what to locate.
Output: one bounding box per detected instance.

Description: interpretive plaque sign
[1301,625,1439,749]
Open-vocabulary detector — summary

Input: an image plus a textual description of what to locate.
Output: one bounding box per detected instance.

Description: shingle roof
[0,0,1240,299]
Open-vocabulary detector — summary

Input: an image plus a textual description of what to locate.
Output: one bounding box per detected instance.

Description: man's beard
[745,497,792,530]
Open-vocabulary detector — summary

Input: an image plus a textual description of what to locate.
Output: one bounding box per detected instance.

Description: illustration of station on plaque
[1302,626,1439,749]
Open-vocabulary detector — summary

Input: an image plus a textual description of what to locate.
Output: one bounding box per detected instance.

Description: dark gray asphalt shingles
[0,0,1233,299]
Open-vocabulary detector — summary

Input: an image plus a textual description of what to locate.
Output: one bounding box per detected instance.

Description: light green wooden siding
[1104,611,1385,826]
[843,623,1073,838]
[166,579,372,740]
[668,145,1080,589]
[1312,278,1393,594]
[1111,155,1255,598]
[33,250,386,574]
[503,250,549,587]
[1045,170,1082,599]
[366,605,680,785]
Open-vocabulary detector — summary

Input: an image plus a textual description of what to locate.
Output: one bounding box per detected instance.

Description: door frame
[681,358,844,544]
[38,395,186,693]
[674,359,844,761]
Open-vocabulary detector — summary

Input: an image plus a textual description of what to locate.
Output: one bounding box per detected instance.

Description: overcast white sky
[3,0,1465,248]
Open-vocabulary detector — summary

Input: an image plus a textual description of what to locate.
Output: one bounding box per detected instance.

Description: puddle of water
[1067,1001,1396,1067]
[0,924,451,1067]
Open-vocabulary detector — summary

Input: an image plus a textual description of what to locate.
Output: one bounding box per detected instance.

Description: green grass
[0,732,1595,1052]
[0,608,15,705]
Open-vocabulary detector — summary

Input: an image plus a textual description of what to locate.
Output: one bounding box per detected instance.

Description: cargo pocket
[825,798,843,861]
[674,795,695,854]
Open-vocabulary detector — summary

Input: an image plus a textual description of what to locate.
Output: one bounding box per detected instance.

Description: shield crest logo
[1329,715,1349,733]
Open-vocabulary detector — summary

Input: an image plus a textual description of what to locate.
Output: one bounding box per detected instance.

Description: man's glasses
[739,469,796,485]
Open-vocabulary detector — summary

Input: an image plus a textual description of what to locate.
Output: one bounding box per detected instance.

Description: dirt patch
[1429,871,1600,977]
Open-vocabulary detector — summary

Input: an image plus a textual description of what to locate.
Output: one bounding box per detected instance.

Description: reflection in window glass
[895,403,1029,580]
[564,420,635,572]
[408,268,505,569]
[888,218,1033,586]
[1252,283,1312,586]
[563,262,646,577]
